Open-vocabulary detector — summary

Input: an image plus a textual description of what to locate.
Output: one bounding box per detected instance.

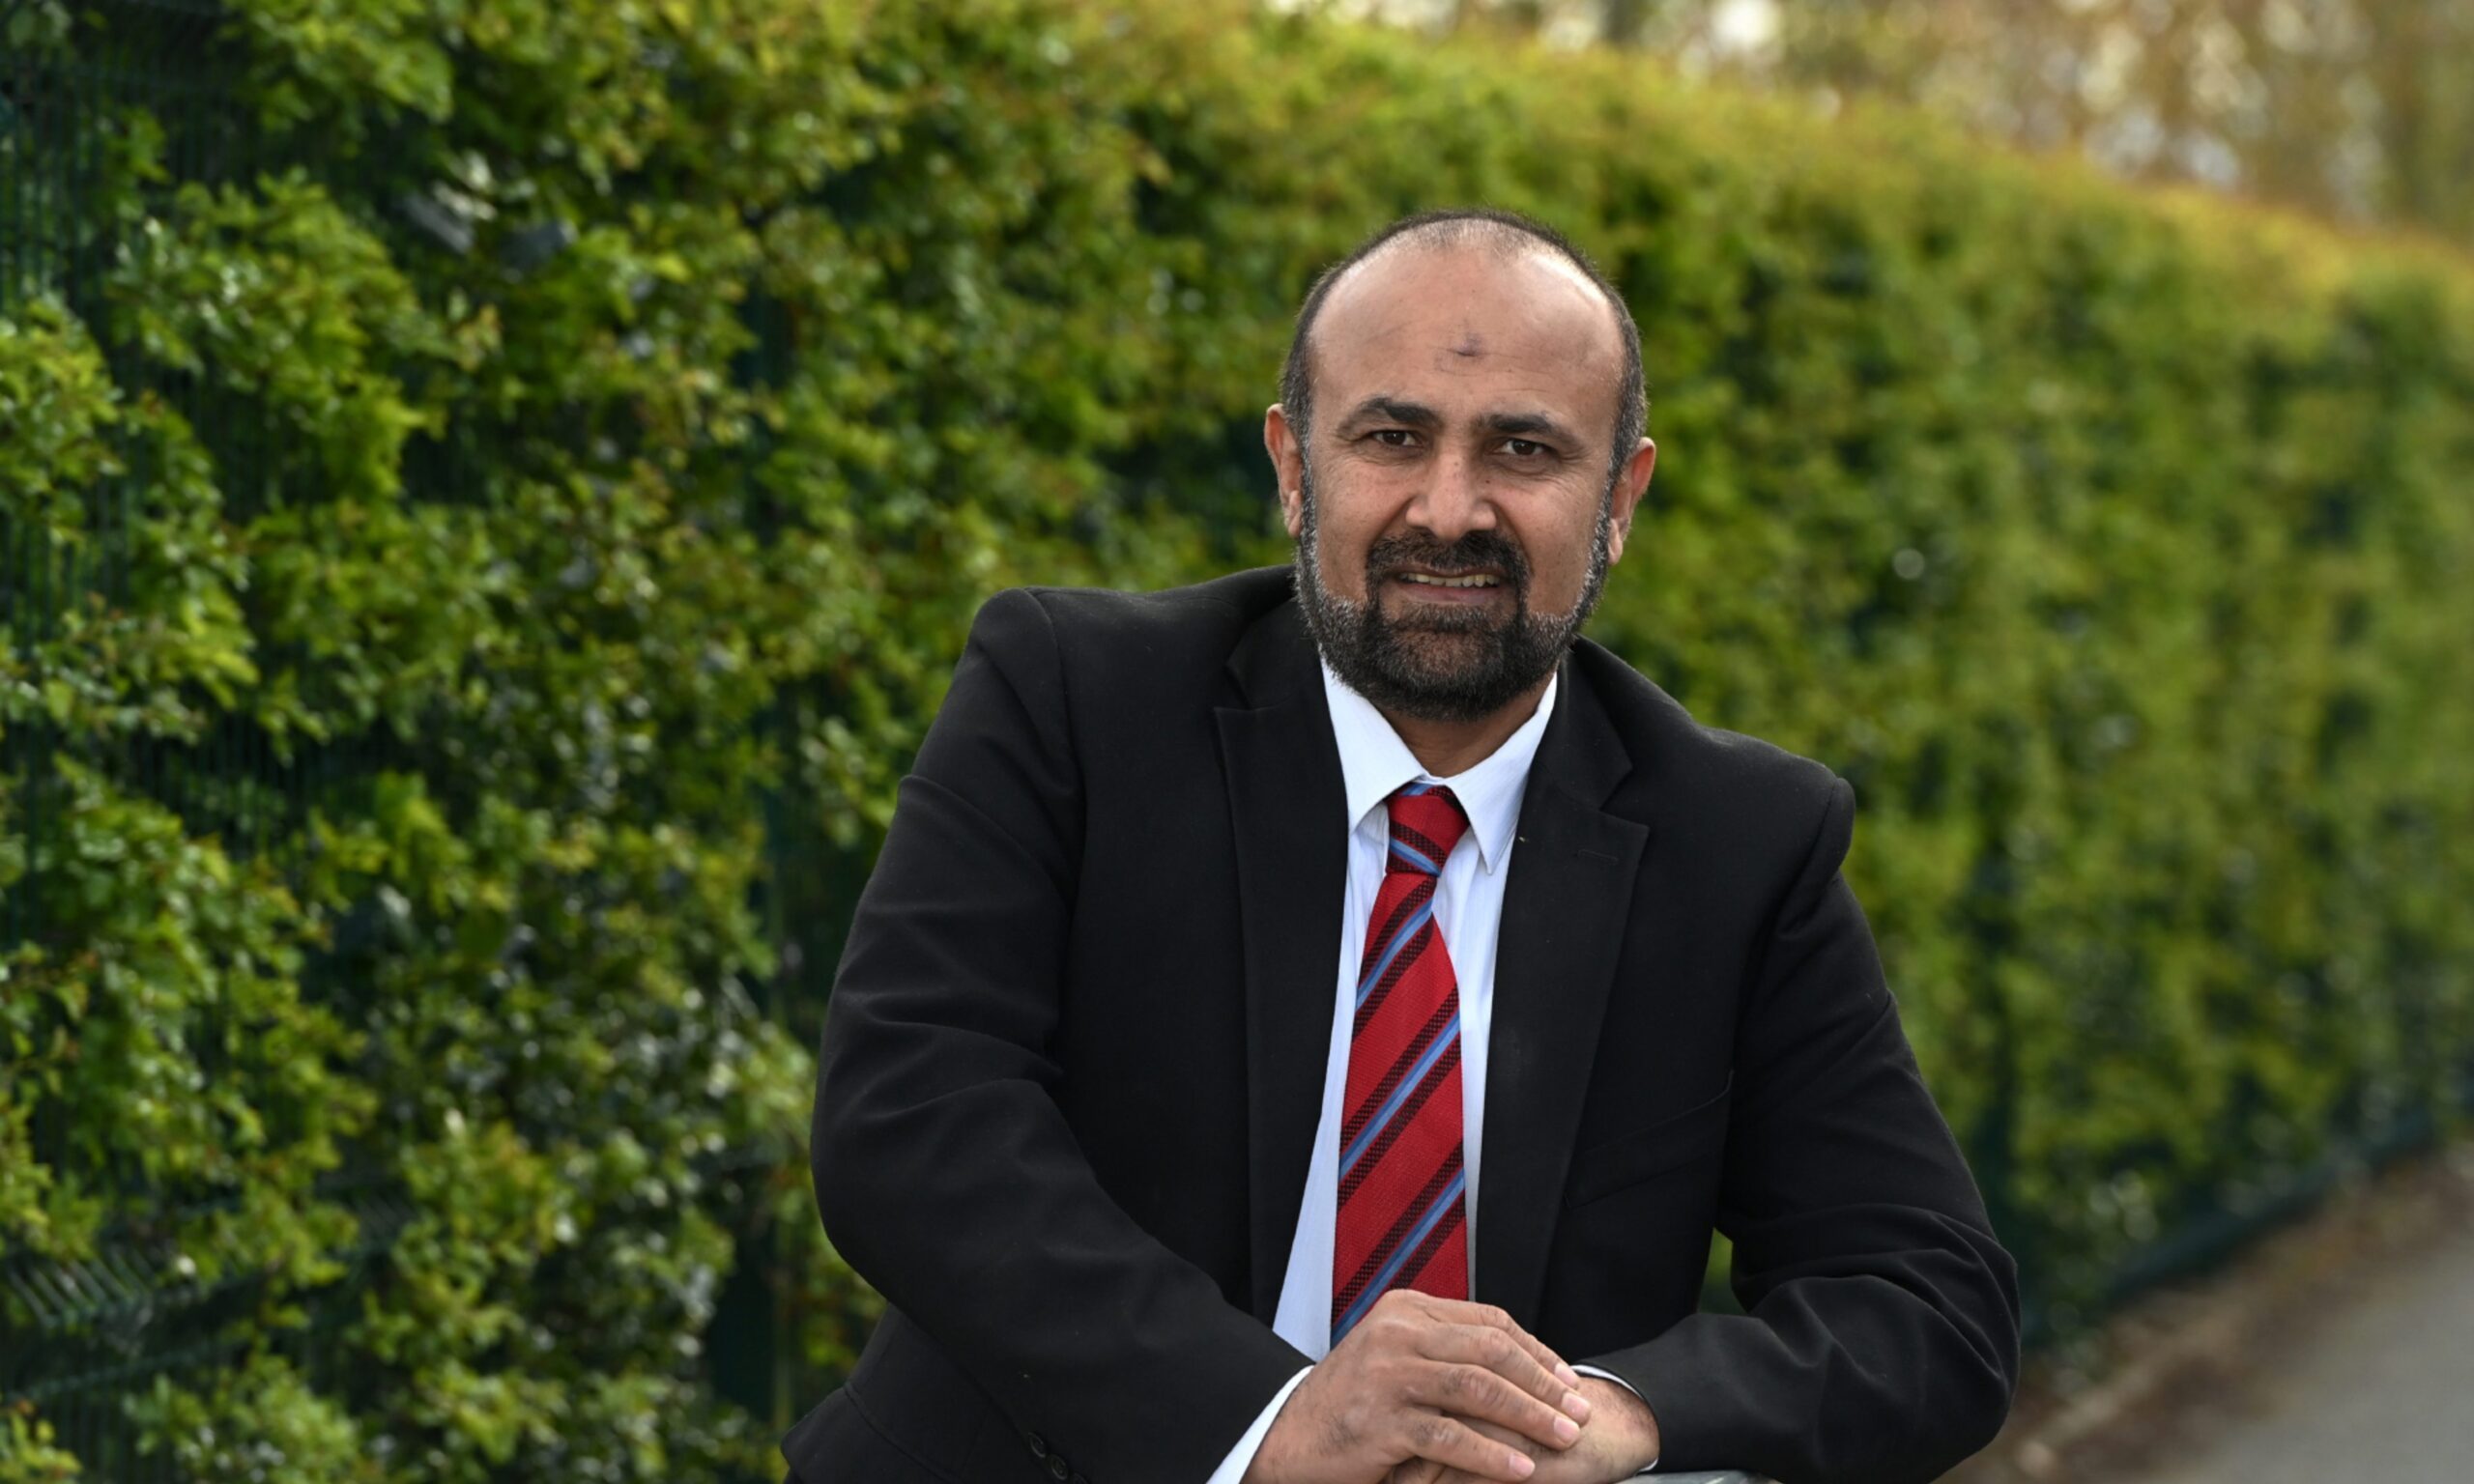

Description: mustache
[1364,530,1530,585]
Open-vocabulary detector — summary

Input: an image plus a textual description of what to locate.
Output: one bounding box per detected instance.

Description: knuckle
[1488,1378,1538,1425]
[1452,1434,1503,1473]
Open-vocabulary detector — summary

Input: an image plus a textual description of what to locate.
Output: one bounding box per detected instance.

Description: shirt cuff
[1570,1365,1659,1474]
[1203,1364,1314,1484]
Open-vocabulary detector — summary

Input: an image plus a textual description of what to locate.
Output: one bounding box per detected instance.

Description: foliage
[2,0,2470,1477]
[1375,0,2474,252]
[0,1407,81,1483]
[127,1355,374,1484]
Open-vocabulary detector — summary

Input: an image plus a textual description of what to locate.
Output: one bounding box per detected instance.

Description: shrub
[4,0,2469,1477]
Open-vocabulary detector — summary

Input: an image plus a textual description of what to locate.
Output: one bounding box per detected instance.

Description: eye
[1497,437,1549,459]
[1370,428,1418,448]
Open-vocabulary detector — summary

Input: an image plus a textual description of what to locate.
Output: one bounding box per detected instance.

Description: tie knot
[1384,784,1469,877]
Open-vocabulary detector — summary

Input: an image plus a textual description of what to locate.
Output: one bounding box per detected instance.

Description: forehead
[1310,241,1625,428]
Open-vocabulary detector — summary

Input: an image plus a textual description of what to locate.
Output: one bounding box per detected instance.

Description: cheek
[1514,512,1582,569]
[1510,511,1601,599]
[1309,499,1387,572]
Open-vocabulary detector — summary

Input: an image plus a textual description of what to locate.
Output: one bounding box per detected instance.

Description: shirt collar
[1318,659,1559,877]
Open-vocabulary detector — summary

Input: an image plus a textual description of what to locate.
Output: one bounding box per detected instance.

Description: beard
[1292,457,1616,725]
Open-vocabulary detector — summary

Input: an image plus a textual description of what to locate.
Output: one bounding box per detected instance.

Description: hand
[1241,1291,1596,1484]
[1381,1377,1660,1484]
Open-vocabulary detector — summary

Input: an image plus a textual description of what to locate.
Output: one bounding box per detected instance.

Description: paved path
[2114,1201,2474,1484]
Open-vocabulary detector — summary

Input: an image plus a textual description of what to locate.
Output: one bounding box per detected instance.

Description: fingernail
[1510,1451,1535,1478]
[1563,1390,1593,1421]
[1554,1362,1582,1386]
[1553,1415,1580,1444]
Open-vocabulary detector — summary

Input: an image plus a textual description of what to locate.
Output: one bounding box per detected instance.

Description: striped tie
[1332,782,1472,1344]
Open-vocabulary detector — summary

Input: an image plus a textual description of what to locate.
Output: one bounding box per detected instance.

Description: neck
[1380,673,1553,778]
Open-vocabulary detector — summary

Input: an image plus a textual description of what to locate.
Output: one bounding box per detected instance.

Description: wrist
[1575,1375,1661,1473]
[1238,1364,1318,1484]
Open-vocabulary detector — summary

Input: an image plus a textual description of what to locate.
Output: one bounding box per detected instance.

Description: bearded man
[784,209,2019,1484]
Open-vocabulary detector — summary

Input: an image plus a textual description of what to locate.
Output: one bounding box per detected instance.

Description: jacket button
[1026,1433,1049,1460]
[1046,1456,1070,1481]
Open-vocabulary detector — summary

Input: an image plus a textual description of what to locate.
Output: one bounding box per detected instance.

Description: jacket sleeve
[1584,774,2021,1484]
[811,587,1309,1484]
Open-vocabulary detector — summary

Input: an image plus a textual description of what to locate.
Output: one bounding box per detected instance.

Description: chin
[1380,596,1510,631]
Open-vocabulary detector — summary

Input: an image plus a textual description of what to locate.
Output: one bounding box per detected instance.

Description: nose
[1407,445,1497,543]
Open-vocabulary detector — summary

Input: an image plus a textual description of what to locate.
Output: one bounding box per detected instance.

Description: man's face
[1268,243,1654,723]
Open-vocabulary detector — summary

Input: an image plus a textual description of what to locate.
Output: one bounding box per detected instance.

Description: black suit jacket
[787,566,2018,1484]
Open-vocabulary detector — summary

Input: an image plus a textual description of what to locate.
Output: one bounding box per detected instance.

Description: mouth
[1388,569,1509,605]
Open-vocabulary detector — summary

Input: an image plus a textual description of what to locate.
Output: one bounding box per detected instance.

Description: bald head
[1279,210,1646,485]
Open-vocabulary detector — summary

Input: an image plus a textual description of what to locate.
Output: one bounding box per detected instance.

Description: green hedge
[4,0,2471,1477]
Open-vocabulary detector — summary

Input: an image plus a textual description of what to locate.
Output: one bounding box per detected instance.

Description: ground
[1949,1139,2474,1484]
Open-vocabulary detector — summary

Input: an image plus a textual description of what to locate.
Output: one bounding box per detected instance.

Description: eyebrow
[1338,395,1441,432]
[1335,395,1582,450]
[1482,410,1583,447]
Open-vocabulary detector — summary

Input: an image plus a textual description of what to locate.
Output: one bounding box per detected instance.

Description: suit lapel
[1477,656,1648,1329]
[1214,601,1348,1324]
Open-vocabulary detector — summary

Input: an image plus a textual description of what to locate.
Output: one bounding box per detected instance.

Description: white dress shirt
[1204,662,1657,1482]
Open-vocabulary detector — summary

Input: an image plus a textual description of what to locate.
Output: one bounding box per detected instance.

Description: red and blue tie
[1333,782,1472,1343]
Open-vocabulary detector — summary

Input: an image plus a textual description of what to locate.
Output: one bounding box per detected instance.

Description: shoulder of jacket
[1571,638,1845,838]
[979,566,1286,662]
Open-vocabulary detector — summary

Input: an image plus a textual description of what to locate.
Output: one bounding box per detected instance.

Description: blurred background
[1340,0,2474,243]
[1,0,2468,1480]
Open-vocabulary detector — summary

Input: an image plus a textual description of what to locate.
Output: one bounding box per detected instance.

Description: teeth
[1401,573,1500,588]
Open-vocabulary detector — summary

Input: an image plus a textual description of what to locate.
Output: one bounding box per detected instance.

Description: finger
[1386,1463,1449,1484]
[1395,1413,1539,1483]
[1409,1362,1581,1453]
[1416,1321,1591,1428]
[1420,1298,1580,1386]
[1429,1417,1528,1484]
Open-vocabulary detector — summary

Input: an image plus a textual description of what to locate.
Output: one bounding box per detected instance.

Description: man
[786,209,2019,1484]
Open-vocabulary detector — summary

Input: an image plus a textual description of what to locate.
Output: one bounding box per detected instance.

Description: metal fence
[0,3,807,1473]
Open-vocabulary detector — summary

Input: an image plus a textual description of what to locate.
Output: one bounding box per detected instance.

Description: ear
[1605,438,1655,566]
[1264,404,1307,539]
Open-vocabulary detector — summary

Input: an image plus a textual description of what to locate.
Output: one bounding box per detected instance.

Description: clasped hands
[1241,1291,1660,1484]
